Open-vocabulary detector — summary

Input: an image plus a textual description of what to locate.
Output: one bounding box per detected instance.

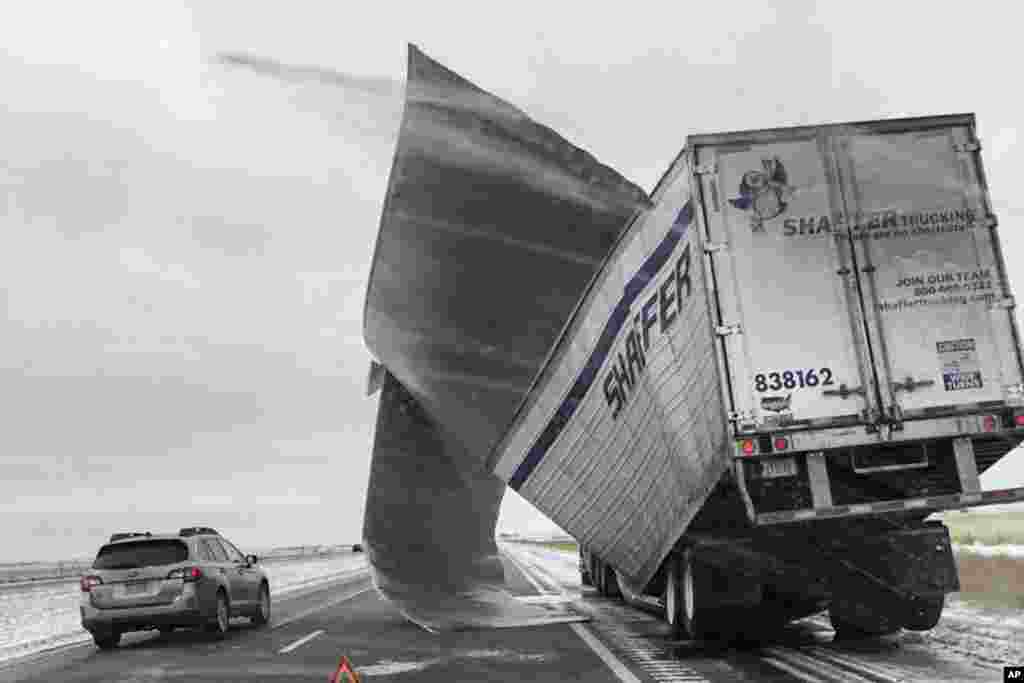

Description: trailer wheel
[664,556,683,637]
[666,550,716,640]
[602,563,622,599]
[829,594,900,638]
[902,594,944,631]
[580,550,593,587]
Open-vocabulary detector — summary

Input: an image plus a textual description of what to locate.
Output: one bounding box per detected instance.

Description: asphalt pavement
[1,547,1011,682]
[1,553,633,682]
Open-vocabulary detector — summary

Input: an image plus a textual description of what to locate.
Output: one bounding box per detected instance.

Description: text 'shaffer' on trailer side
[489,114,1024,639]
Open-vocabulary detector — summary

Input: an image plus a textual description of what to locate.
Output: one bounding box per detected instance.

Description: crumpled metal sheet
[361,44,648,631]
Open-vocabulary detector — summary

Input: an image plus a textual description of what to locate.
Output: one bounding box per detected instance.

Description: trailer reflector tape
[756,487,1024,524]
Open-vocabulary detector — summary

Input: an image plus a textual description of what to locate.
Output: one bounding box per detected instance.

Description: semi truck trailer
[487,113,1024,638]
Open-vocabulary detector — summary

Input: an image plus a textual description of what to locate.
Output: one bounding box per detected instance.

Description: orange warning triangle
[330,656,361,683]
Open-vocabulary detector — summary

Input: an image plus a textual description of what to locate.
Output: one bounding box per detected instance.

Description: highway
[1,544,1014,682]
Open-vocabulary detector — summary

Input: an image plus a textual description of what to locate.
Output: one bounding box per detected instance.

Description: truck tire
[92,630,121,650]
[580,551,593,586]
[829,594,900,638]
[664,556,684,638]
[902,594,944,631]
[602,564,622,599]
[666,550,720,640]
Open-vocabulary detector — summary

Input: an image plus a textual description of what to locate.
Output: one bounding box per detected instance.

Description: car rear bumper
[81,594,206,632]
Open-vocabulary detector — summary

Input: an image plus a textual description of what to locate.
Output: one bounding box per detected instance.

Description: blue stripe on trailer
[509,202,693,490]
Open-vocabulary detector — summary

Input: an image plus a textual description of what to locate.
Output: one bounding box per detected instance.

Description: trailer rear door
[835,117,1023,420]
[693,133,879,431]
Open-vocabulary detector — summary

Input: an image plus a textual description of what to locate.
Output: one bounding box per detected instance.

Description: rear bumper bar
[756,485,1024,525]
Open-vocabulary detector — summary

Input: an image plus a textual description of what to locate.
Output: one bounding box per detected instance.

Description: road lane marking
[278,629,325,654]
[272,584,373,630]
[504,548,644,683]
[508,546,712,683]
[569,623,642,683]
[501,550,552,595]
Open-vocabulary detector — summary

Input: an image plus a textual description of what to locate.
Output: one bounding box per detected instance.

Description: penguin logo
[729,157,794,232]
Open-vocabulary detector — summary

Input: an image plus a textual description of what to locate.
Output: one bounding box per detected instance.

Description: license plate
[760,457,798,479]
[124,581,151,595]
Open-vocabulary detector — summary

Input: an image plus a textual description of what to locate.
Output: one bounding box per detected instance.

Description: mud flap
[828,523,957,631]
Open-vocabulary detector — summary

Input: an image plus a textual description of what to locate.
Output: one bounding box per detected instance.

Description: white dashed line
[277,629,324,654]
[272,585,372,630]
[569,622,644,683]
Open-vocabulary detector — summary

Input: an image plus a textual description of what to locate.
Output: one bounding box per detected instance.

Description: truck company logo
[760,393,792,413]
[729,157,794,231]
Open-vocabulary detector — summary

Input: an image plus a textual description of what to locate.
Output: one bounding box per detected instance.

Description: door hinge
[954,141,981,153]
[715,324,742,337]
[823,383,865,399]
[891,377,936,393]
[991,297,1016,310]
[704,243,728,254]
[694,162,718,175]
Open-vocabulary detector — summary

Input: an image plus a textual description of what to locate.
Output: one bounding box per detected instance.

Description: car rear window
[92,540,189,569]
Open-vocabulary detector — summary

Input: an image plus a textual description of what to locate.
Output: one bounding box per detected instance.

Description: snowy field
[0,554,368,664]
[952,542,1024,558]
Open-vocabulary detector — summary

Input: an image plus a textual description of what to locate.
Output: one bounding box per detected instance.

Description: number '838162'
[755,368,835,393]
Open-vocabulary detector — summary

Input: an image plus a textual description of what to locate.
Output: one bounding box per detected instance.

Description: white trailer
[487,113,1024,638]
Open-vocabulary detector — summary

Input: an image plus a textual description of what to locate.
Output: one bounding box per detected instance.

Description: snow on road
[0,554,368,664]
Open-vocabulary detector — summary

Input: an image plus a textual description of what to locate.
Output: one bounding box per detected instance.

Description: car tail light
[80,575,102,592]
[1015,412,1024,427]
[739,439,755,456]
[982,415,998,432]
[167,567,203,582]
[773,436,790,451]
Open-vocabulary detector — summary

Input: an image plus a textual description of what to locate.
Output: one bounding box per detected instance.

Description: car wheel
[205,590,230,639]
[92,630,121,650]
[251,583,271,627]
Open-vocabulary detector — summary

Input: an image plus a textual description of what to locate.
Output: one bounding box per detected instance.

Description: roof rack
[178,527,220,537]
[109,532,152,543]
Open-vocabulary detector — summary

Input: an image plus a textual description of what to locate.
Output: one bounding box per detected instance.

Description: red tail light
[80,575,102,592]
[773,436,790,451]
[1015,413,1024,427]
[167,566,203,582]
[983,415,997,432]
[739,439,755,456]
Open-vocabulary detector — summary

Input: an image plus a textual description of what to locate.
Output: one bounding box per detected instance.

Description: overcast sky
[2,1,1023,562]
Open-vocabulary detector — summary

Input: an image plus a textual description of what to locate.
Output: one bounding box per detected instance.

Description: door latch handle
[823,383,865,399]
[891,377,936,393]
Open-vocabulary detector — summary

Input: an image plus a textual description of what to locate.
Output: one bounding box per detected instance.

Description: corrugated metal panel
[490,157,732,587]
